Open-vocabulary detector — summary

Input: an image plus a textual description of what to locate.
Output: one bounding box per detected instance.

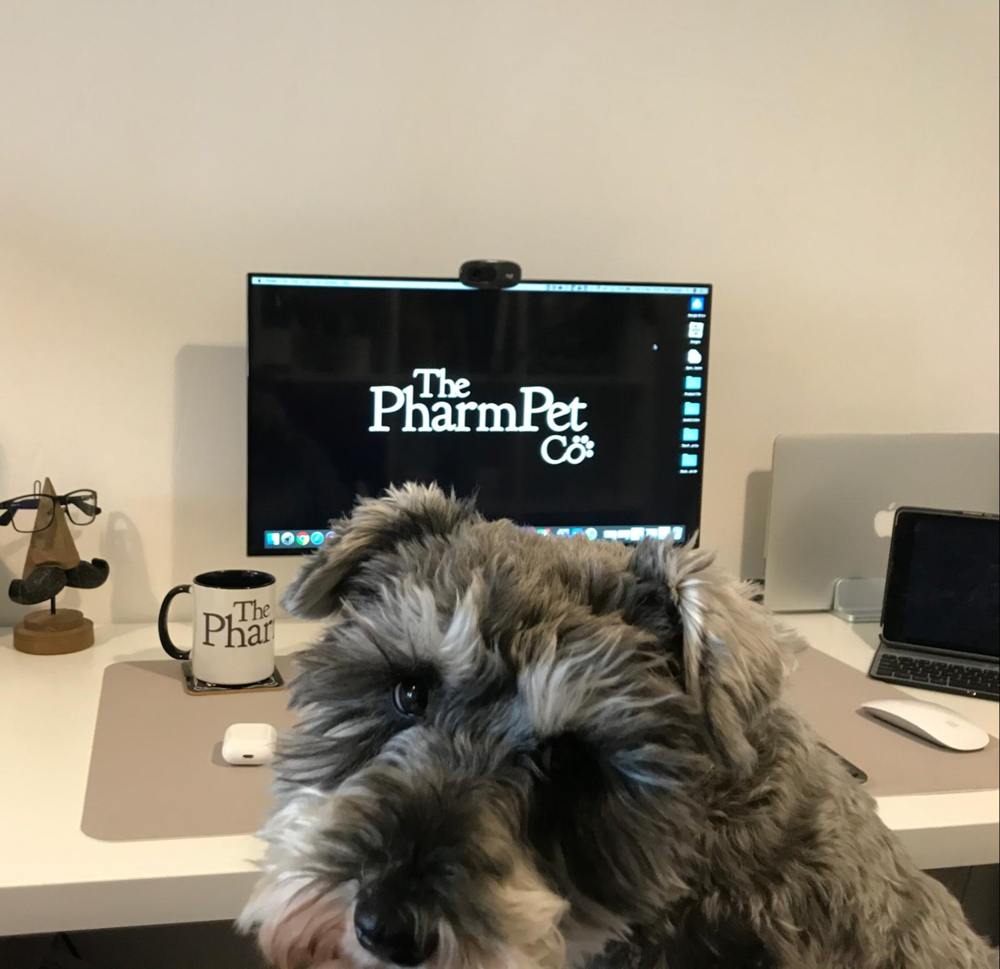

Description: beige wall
[2,1,997,626]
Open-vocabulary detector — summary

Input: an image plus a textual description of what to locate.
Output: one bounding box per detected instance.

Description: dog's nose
[354,893,439,966]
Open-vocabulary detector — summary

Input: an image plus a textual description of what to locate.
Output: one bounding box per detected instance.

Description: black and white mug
[158,570,276,685]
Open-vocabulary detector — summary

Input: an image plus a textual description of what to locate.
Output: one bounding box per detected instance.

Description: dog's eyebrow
[433,578,512,689]
[337,598,422,673]
[518,624,670,739]
[340,577,504,687]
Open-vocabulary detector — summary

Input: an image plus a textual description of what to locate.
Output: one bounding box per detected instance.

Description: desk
[0,616,997,936]
[785,614,999,872]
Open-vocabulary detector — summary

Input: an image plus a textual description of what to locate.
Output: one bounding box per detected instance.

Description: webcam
[459,260,522,289]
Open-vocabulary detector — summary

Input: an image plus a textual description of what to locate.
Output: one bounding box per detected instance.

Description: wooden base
[13,608,94,655]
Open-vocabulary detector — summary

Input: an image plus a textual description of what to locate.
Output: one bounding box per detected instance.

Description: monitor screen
[247,273,712,555]
[883,509,1000,660]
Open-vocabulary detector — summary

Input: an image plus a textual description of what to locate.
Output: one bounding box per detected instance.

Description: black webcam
[459,260,522,289]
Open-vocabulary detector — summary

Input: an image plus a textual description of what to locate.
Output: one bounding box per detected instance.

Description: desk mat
[82,659,298,841]
[83,650,998,842]
[783,647,998,798]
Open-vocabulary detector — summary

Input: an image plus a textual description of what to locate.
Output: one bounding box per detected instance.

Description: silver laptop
[869,507,998,702]
[763,433,999,612]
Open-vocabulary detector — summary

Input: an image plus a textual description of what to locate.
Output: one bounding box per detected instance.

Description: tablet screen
[883,509,999,660]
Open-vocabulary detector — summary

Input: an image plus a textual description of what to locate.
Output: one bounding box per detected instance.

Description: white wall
[2,0,997,626]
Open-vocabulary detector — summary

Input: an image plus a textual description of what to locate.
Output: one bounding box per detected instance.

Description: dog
[240,484,997,969]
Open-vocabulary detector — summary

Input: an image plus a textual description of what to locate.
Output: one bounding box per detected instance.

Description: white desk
[785,614,999,873]
[0,616,996,937]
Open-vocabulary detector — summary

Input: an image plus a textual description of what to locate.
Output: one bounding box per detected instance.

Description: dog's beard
[242,870,569,969]
[239,791,572,969]
[241,875,353,968]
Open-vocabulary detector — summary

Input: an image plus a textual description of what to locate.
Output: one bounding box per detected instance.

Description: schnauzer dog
[240,484,996,969]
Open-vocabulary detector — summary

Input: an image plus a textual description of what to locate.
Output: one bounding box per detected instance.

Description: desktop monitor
[246,273,712,555]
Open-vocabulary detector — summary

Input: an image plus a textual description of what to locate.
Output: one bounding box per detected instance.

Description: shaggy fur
[240,484,997,969]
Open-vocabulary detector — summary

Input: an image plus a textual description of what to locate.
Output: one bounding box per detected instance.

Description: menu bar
[250,276,709,296]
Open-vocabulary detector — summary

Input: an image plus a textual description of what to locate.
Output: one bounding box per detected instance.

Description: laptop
[869,507,999,702]
[763,433,999,612]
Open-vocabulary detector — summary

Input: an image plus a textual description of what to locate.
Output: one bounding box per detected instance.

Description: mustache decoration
[9,558,110,605]
[6,477,109,657]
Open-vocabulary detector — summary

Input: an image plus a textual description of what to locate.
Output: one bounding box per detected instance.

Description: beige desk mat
[82,659,298,842]
[784,647,999,798]
[83,649,999,842]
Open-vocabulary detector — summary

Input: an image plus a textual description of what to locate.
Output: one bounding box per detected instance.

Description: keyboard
[872,652,999,701]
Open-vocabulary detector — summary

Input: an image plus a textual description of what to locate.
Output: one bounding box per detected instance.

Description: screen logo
[369,368,596,466]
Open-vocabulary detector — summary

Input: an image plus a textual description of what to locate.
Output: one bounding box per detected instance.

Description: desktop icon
[310,530,326,546]
[584,527,599,541]
[680,453,699,469]
[672,526,685,542]
[682,427,701,443]
[325,530,336,542]
[264,531,281,548]
[683,401,702,417]
[295,532,311,547]
[687,348,703,365]
[684,375,703,391]
[688,321,705,339]
[689,296,705,312]
[280,531,296,547]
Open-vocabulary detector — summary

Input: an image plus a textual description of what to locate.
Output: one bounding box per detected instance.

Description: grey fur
[241,483,997,969]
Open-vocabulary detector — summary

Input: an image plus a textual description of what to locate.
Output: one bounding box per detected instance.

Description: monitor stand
[832,577,885,624]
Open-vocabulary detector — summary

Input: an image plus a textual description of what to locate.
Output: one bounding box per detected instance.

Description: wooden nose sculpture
[11,477,107,655]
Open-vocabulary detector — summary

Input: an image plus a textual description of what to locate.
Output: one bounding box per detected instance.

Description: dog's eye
[392,679,429,718]
[530,734,588,779]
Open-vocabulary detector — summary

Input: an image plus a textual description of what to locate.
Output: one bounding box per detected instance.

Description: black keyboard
[872,652,999,701]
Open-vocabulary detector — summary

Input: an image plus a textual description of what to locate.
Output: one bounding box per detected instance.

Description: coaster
[182,661,285,695]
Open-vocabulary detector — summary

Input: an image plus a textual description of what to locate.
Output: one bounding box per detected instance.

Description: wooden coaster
[181,660,285,695]
[13,608,94,655]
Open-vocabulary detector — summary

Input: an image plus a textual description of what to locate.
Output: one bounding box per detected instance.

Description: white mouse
[861,698,990,752]
[222,722,277,765]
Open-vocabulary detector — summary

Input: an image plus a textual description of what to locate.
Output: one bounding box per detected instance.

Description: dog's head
[240,484,793,969]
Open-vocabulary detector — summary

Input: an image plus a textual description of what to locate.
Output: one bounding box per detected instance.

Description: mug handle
[158,584,192,660]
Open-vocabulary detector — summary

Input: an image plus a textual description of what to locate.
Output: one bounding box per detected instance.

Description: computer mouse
[861,698,990,752]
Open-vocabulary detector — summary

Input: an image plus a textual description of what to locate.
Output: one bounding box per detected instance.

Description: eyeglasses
[0,488,102,533]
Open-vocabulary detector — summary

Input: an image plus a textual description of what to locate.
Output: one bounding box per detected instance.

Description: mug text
[202,599,274,648]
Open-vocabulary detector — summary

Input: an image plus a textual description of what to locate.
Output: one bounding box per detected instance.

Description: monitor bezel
[881,505,1000,663]
[246,271,713,556]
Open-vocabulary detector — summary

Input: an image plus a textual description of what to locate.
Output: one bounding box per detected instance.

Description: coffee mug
[158,570,276,686]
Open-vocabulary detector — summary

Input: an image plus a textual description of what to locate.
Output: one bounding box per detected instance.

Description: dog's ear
[282,483,478,619]
[628,541,791,775]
